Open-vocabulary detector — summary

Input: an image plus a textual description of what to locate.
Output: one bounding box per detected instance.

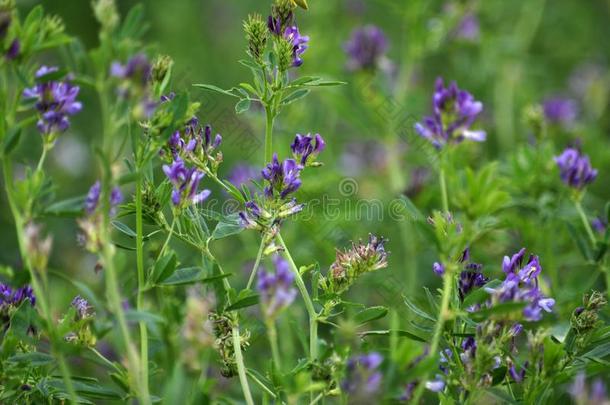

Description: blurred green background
[2,0,610,399]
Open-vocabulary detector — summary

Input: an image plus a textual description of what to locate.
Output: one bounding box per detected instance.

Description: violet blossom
[23,66,82,137]
[554,147,597,189]
[415,77,485,148]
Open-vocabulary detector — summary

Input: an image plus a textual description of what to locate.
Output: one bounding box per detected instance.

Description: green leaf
[3,127,21,155]
[151,252,178,284]
[158,267,231,286]
[43,196,85,217]
[281,89,310,106]
[235,98,251,114]
[305,79,346,87]
[226,290,260,311]
[403,296,436,322]
[193,83,239,98]
[469,302,527,322]
[358,329,426,342]
[8,352,54,366]
[353,306,388,325]
[289,76,320,87]
[125,310,166,325]
[111,221,137,238]
[462,279,501,308]
[212,213,244,240]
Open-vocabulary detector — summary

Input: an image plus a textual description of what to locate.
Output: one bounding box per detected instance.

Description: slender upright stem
[135,172,150,399]
[2,160,78,404]
[232,324,255,405]
[266,320,282,372]
[246,238,265,290]
[574,199,596,246]
[264,105,275,164]
[101,242,145,403]
[439,166,449,214]
[276,233,318,360]
[36,143,49,172]
[410,270,453,404]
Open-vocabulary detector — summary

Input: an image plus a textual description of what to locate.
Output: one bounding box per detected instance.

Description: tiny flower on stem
[23,66,82,141]
[554,147,597,189]
[415,77,485,148]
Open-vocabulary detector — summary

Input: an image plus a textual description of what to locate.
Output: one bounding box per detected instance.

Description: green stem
[264,105,275,164]
[410,271,453,404]
[276,233,318,360]
[2,159,78,404]
[439,165,449,214]
[266,320,282,372]
[101,241,145,403]
[574,199,596,246]
[232,324,254,405]
[135,172,150,400]
[36,143,49,172]
[246,238,265,290]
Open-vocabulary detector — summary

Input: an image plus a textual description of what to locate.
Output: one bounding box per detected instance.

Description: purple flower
[23,66,82,137]
[167,118,222,163]
[508,361,527,383]
[284,25,309,67]
[554,147,598,189]
[85,181,102,215]
[342,352,383,395]
[425,376,446,392]
[262,154,303,199]
[543,97,578,126]
[344,25,388,71]
[163,158,211,207]
[0,283,35,310]
[5,38,19,60]
[227,164,261,191]
[488,249,555,321]
[458,269,487,300]
[290,133,325,166]
[415,78,485,148]
[592,217,607,234]
[71,295,91,319]
[257,255,297,318]
[455,14,480,41]
[84,181,122,216]
[110,53,151,85]
[433,262,445,277]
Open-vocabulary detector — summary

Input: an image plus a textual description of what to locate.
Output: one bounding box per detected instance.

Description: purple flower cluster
[23,66,82,137]
[570,373,608,403]
[455,14,480,41]
[543,97,578,126]
[415,78,485,148]
[168,118,223,162]
[344,25,388,71]
[290,133,325,166]
[257,255,297,318]
[163,158,211,207]
[432,248,488,302]
[487,248,555,321]
[342,352,383,395]
[227,164,261,191]
[284,25,309,67]
[0,283,35,309]
[554,147,598,189]
[84,181,123,216]
[71,295,92,319]
[262,154,303,199]
[110,53,152,86]
[324,234,388,295]
[457,249,488,301]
